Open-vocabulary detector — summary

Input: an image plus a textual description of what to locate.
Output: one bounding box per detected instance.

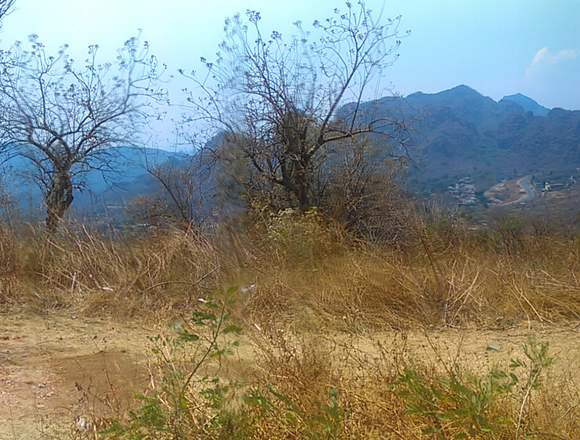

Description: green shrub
[394,338,554,439]
[103,288,244,439]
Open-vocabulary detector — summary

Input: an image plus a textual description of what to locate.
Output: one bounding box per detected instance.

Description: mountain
[338,85,580,194]
[1,147,189,219]
[2,85,578,221]
[500,93,550,116]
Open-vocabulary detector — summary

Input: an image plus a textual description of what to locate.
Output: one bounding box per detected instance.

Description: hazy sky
[1,0,579,111]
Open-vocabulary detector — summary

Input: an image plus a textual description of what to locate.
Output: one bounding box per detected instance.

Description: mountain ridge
[2,85,578,219]
[338,85,579,194]
[500,93,550,116]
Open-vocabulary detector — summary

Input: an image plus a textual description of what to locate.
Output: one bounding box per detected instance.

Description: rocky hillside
[339,85,580,194]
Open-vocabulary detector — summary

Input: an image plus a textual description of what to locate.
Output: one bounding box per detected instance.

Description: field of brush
[1,210,579,439]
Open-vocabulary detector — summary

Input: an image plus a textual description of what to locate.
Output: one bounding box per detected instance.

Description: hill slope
[2,85,579,220]
[0,147,189,219]
[339,85,580,193]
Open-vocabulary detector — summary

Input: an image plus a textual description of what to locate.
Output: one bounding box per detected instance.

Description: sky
[1,0,579,123]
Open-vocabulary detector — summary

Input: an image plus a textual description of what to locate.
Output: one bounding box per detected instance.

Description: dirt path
[485,175,536,207]
[0,313,153,440]
[502,175,536,206]
[0,313,578,439]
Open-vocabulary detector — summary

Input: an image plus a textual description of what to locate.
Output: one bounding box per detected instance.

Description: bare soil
[1,313,578,439]
[484,175,536,206]
[0,313,152,440]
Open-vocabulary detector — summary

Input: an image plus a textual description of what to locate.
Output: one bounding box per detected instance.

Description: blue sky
[1,0,579,111]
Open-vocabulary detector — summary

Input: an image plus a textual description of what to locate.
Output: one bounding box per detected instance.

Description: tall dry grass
[0,224,225,316]
[91,299,578,439]
[1,210,579,327]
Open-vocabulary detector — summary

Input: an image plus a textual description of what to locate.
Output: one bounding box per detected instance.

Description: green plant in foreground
[394,338,554,439]
[512,338,554,440]
[103,309,557,440]
[395,367,516,438]
[103,287,243,439]
[245,385,344,439]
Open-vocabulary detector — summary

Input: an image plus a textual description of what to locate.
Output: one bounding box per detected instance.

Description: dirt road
[1,313,578,439]
[0,314,152,440]
[485,175,537,207]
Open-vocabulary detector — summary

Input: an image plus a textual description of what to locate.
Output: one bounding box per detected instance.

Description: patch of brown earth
[0,312,578,439]
[0,313,151,440]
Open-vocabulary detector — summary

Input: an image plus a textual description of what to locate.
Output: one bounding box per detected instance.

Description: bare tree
[0,35,163,230]
[184,1,408,212]
[0,0,14,26]
[145,145,216,227]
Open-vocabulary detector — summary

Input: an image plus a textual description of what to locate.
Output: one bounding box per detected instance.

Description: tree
[145,145,216,227]
[0,36,163,231]
[184,1,408,212]
[324,136,409,242]
[0,0,14,26]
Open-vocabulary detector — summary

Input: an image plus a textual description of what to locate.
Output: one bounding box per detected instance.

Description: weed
[103,288,243,439]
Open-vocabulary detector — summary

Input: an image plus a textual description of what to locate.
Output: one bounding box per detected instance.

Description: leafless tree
[145,145,216,227]
[0,0,14,26]
[184,1,408,211]
[0,35,163,231]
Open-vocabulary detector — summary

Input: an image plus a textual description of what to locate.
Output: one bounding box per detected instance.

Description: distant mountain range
[339,85,580,193]
[2,85,579,219]
[501,93,549,116]
[0,147,188,219]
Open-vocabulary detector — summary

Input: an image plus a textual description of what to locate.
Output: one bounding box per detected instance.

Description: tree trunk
[293,158,312,212]
[45,171,74,232]
[295,179,310,212]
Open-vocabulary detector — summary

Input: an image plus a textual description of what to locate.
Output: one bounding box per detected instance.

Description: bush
[260,207,345,264]
[103,289,244,439]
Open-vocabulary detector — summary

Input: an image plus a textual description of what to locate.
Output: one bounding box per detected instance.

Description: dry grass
[1,211,579,328]
[1,211,579,439]
[0,224,226,317]
[239,333,579,439]
[89,316,578,439]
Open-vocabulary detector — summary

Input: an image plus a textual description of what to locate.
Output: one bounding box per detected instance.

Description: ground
[484,175,536,207]
[0,314,152,440]
[1,313,578,439]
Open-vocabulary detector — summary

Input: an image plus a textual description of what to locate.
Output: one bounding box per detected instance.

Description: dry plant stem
[515,368,542,440]
[415,218,449,323]
[139,266,219,295]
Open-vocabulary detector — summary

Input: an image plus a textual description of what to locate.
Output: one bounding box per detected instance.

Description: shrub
[103,289,244,439]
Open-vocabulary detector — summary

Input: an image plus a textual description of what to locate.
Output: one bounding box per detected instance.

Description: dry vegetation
[1,207,579,439]
[2,209,578,328]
